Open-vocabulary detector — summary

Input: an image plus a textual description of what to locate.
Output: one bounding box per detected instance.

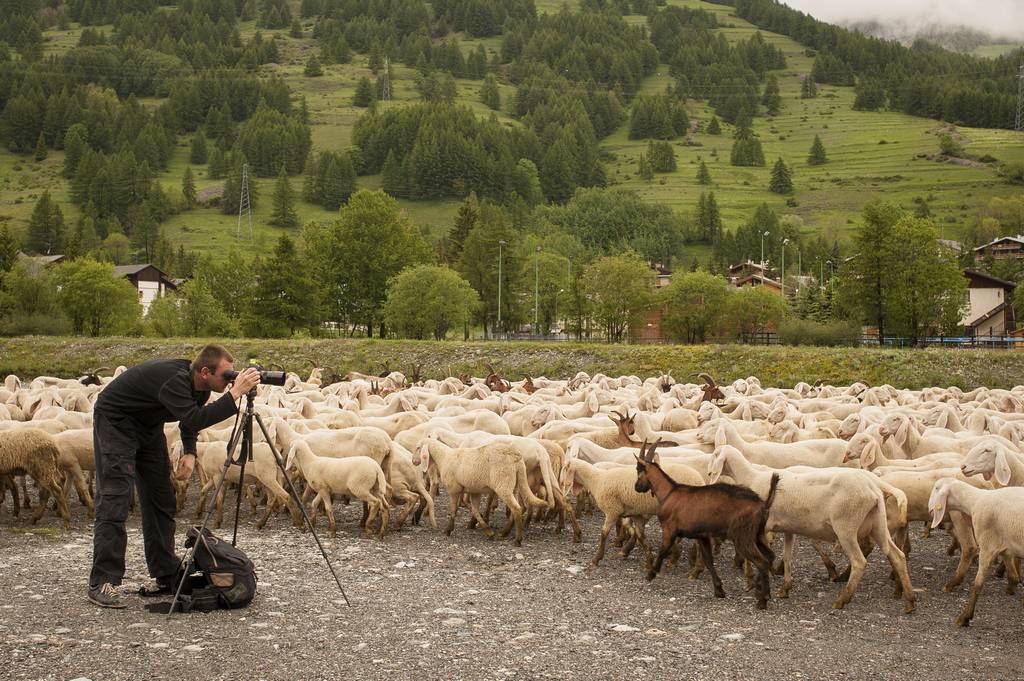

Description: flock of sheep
[2,365,1024,628]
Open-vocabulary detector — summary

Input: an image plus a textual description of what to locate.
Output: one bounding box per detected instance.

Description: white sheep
[709,445,916,613]
[929,478,1024,626]
[181,440,302,531]
[706,418,850,468]
[414,438,550,546]
[286,440,390,539]
[386,442,436,529]
[561,453,704,568]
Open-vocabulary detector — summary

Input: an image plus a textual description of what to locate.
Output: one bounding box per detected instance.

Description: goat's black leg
[647,531,675,582]
[699,537,726,598]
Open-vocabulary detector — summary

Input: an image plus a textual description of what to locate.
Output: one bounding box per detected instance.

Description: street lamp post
[534,246,542,337]
[556,288,564,338]
[497,239,506,337]
[760,231,770,272]
[781,238,790,296]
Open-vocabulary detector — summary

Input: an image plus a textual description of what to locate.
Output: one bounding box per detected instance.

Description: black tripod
[168,387,350,615]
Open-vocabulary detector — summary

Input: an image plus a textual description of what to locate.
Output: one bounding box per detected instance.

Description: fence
[860,335,1024,350]
[470,333,1024,349]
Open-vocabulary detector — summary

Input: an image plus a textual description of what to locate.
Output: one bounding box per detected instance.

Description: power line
[1016,57,1024,132]
[381,56,391,103]
[236,161,252,241]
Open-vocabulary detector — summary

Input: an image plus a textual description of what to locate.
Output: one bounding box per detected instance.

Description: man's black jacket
[94,359,238,454]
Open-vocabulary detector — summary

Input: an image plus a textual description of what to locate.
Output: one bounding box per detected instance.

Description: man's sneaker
[138,576,175,598]
[88,582,126,609]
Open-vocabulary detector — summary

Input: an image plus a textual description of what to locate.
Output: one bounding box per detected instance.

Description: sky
[781,0,1024,41]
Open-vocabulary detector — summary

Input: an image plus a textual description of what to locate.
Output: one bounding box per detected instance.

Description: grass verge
[5,336,1024,389]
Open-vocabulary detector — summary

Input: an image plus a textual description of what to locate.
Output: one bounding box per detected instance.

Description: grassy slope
[0,1,1020,255]
[3,336,1024,388]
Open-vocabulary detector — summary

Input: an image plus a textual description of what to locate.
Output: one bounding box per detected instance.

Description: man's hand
[174,452,195,481]
[228,367,261,400]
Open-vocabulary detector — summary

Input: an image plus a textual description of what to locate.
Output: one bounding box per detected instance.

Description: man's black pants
[89,413,179,588]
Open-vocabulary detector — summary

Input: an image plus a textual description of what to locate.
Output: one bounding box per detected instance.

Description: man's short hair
[191,344,234,375]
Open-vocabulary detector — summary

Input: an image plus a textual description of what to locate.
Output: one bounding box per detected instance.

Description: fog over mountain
[781,0,1024,44]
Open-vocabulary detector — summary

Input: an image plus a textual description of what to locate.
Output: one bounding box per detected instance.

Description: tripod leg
[252,411,350,606]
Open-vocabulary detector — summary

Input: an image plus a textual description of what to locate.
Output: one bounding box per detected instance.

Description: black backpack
[173,526,258,613]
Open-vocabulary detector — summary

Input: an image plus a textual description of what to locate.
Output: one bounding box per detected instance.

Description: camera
[223,366,287,387]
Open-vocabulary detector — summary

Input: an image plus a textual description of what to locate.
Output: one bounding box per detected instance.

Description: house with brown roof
[113,264,178,314]
[728,260,783,295]
[961,269,1015,337]
[733,272,783,295]
[972,236,1024,263]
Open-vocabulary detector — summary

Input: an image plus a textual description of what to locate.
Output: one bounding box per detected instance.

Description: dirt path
[1,492,1022,680]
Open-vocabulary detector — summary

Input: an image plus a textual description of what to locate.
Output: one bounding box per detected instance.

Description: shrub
[777,318,860,346]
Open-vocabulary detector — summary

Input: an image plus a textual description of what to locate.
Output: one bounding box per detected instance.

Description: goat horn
[644,439,658,463]
[697,372,717,387]
[813,379,824,387]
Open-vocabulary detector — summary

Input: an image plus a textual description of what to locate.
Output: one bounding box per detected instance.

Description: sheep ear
[929,483,949,528]
[935,409,949,430]
[714,425,727,448]
[895,418,910,448]
[995,448,1012,487]
[708,451,723,483]
[862,440,876,468]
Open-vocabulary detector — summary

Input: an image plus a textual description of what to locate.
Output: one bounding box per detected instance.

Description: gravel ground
[1,489,1023,681]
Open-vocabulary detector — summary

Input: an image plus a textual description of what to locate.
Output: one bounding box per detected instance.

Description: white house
[113,264,178,314]
[961,269,1016,337]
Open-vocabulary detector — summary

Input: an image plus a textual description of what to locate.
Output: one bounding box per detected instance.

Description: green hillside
[1,0,1021,257]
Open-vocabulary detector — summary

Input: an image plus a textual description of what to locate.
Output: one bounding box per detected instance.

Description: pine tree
[289,18,303,38]
[696,160,712,185]
[707,116,721,135]
[769,157,793,194]
[447,192,479,263]
[381,150,405,197]
[368,43,383,74]
[302,153,320,204]
[34,132,48,161]
[353,76,375,107]
[26,191,65,254]
[208,147,227,179]
[182,166,197,207]
[800,76,817,99]
[695,191,723,243]
[319,152,356,209]
[807,135,827,166]
[730,114,764,167]
[63,124,88,178]
[638,153,653,181]
[190,133,208,165]
[480,74,500,111]
[269,165,298,228]
[761,75,781,116]
[648,140,676,172]
[304,54,323,77]
[0,224,18,272]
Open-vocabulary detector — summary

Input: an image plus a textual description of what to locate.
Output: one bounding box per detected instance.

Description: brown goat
[634,440,778,610]
[697,373,726,404]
